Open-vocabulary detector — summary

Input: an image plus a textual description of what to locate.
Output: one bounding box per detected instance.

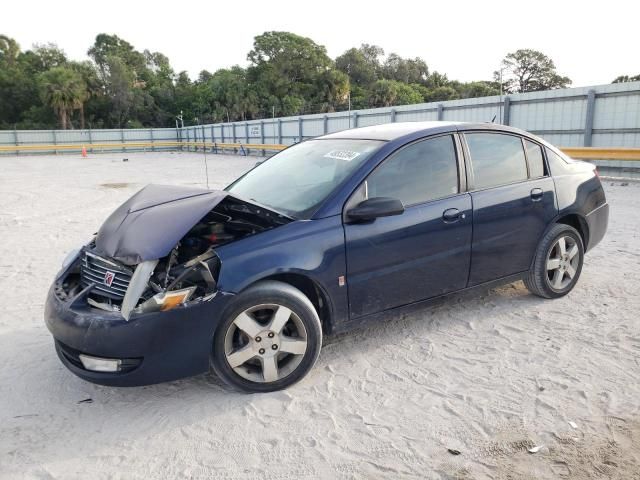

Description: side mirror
[347,197,404,222]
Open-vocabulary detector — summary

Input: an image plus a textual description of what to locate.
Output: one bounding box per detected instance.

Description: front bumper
[44,283,234,386]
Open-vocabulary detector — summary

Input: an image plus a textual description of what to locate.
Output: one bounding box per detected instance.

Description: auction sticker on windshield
[324,150,361,162]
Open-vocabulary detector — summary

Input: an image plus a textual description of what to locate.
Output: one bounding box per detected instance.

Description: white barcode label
[324,150,361,162]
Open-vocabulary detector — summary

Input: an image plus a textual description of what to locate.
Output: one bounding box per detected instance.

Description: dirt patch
[99,182,132,189]
[0,153,638,479]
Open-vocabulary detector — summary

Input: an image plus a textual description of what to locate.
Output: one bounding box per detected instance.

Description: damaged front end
[54,185,291,320]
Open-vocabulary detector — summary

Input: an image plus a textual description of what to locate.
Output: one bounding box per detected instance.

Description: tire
[211,280,322,393]
[524,223,585,299]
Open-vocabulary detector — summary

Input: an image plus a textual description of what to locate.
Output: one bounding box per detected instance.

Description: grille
[80,251,133,300]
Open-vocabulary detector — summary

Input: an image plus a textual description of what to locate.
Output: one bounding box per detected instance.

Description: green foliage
[382,54,429,85]
[0,35,20,66]
[424,86,460,102]
[612,74,640,83]
[369,80,424,107]
[456,81,500,99]
[495,49,571,93]
[246,31,339,116]
[38,66,87,129]
[336,44,383,87]
[0,33,576,130]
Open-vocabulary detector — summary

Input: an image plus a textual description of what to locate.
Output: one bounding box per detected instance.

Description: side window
[465,133,528,189]
[366,135,458,206]
[524,140,546,178]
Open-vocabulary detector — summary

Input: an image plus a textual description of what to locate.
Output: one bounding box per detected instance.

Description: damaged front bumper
[44,271,234,387]
[44,184,290,386]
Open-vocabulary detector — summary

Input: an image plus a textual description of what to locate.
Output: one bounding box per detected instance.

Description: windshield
[226,139,384,218]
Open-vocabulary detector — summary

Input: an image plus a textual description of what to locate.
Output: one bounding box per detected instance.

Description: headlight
[61,248,81,269]
[136,287,197,315]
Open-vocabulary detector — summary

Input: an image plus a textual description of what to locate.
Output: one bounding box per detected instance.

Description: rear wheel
[211,281,322,393]
[524,224,584,298]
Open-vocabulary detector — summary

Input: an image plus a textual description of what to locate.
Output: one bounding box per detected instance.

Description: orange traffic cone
[81,145,88,158]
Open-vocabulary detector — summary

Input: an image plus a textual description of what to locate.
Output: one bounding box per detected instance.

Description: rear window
[465,133,528,189]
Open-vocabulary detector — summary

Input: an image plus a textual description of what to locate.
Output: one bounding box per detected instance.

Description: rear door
[462,132,557,286]
[344,134,472,319]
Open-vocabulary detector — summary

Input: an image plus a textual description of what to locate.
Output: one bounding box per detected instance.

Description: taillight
[594,168,600,178]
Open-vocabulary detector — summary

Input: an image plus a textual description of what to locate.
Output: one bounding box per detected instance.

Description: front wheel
[524,224,585,299]
[211,280,322,393]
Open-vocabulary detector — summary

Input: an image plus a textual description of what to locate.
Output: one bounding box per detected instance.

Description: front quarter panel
[214,216,347,328]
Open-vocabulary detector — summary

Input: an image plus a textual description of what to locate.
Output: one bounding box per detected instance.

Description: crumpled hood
[95,184,229,265]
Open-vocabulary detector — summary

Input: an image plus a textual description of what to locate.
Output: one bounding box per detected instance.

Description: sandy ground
[0,151,639,480]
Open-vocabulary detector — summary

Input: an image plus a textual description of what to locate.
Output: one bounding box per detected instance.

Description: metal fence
[180,80,640,150]
[1,81,639,157]
[0,128,179,154]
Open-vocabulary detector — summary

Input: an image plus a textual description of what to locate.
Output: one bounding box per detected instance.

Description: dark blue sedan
[45,121,609,392]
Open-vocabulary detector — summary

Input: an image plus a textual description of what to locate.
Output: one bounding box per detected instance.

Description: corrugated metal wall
[2,81,639,154]
[179,81,640,150]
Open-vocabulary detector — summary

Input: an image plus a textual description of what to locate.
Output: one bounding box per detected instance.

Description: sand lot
[0,152,639,479]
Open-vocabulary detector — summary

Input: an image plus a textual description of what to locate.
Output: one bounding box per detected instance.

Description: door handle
[443,208,464,223]
[530,188,543,202]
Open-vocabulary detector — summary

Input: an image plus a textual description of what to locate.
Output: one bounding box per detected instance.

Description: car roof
[318,121,531,141]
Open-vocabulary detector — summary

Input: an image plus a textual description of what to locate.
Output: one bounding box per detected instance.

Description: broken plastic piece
[87,297,120,312]
[528,445,544,453]
[121,259,159,320]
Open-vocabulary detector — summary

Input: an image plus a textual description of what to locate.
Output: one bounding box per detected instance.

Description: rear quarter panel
[549,152,608,250]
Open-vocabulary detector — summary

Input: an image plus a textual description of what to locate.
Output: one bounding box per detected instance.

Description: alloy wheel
[546,235,580,291]
[224,304,308,383]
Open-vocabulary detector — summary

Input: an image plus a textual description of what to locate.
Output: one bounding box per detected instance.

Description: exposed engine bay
[55,191,291,320]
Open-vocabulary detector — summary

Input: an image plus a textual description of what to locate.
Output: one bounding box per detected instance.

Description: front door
[344,134,473,319]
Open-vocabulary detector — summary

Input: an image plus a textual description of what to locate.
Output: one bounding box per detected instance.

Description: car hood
[95,184,230,265]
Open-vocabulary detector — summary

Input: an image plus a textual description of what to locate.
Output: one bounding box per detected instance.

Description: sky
[2,0,638,87]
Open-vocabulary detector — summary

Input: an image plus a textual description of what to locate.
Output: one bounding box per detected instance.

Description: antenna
[497,66,505,124]
[197,111,210,189]
[491,114,497,123]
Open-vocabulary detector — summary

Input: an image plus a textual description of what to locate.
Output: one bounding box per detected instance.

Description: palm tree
[38,66,87,129]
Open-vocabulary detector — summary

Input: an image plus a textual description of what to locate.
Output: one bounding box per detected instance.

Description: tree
[424,71,450,89]
[38,66,87,129]
[336,44,384,87]
[25,43,67,71]
[424,86,459,102]
[205,66,257,121]
[71,60,103,128]
[248,31,332,83]
[3,32,577,130]
[612,74,640,83]
[457,81,500,99]
[0,35,20,66]
[88,34,147,79]
[382,54,429,85]
[247,31,336,115]
[312,69,350,112]
[369,80,423,107]
[495,49,571,93]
